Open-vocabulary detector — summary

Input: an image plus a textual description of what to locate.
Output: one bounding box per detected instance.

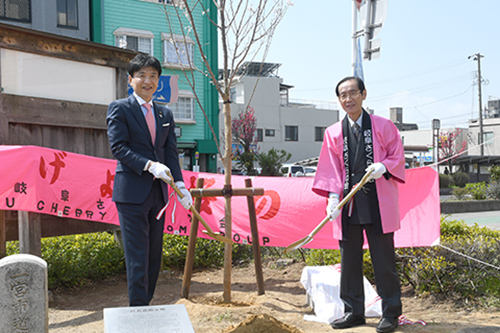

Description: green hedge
[6,232,126,289]
[302,217,500,308]
[5,232,254,289]
[4,218,500,309]
[397,217,500,307]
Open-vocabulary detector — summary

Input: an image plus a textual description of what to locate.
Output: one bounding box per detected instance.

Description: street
[446,210,500,231]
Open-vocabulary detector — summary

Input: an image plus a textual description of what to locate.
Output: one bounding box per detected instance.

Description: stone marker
[0,254,49,333]
[104,304,195,333]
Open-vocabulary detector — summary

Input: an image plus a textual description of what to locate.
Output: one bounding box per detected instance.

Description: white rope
[437,244,500,271]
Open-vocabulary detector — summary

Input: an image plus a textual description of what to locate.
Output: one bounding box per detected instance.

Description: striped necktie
[352,122,361,142]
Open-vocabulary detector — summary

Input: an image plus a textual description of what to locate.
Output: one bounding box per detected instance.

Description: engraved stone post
[0,254,49,333]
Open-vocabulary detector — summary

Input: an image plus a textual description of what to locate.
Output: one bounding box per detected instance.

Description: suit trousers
[339,224,402,318]
[116,180,166,306]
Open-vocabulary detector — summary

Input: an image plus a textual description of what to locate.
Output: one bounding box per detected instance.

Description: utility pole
[469,53,484,156]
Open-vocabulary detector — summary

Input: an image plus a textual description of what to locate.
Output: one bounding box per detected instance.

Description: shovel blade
[284,236,313,254]
[201,230,233,244]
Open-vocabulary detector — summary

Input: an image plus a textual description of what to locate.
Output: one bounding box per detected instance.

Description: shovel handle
[164,170,233,244]
[284,169,374,252]
[310,169,373,239]
[334,169,373,211]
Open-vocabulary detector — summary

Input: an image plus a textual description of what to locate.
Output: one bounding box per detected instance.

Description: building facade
[91,0,219,172]
[0,0,90,40]
[468,113,500,157]
[222,62,339,169]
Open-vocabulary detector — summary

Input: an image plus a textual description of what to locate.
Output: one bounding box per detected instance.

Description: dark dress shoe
[330,313,366,329]
[376,317,399,333]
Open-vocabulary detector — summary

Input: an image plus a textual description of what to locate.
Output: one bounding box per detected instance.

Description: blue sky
[264,1,500,129]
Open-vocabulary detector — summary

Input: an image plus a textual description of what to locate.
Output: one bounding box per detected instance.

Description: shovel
[283,169,373,253]
[164,170,233,244]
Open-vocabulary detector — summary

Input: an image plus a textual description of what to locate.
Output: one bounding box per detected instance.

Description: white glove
[326,194,341,220]
[176,181,192,209]
[148,162,171,183]
[366,162,386,180]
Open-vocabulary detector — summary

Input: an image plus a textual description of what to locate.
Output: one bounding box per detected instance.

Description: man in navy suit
[107,53,192,306]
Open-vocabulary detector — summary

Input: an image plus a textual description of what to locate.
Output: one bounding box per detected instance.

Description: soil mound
[223,313,303,333]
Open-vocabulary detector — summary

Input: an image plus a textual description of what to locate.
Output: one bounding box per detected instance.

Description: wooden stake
[18,211,41,257]
[245,179,265,295]
[181,178,204,299]
[0,211,6,259]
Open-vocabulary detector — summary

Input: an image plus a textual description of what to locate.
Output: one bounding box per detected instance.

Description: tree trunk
[222,101,233,302]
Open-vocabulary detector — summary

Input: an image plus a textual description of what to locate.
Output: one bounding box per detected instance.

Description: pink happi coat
[312,114,405,240]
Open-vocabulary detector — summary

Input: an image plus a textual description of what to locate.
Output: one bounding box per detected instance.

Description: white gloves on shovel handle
[176,181,193,209]
[148,162,192,210]
[148,162,172,183]
[326,194,341,221]
[365,162,386,181]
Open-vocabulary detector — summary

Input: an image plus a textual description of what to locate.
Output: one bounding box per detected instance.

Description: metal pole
[351,0,358,75]
[432,131,435,164]
[363,0,373,60]
[469,53,484,156]
[432,119,440,165]
[477,54,484,156]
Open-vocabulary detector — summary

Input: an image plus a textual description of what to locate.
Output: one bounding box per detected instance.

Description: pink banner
[0,146,440,249]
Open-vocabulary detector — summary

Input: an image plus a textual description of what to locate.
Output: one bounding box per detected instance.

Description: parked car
[304,166,317,177]
[280,164,305,177]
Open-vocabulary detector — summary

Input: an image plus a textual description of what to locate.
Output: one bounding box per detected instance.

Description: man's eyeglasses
[339,90,361,101]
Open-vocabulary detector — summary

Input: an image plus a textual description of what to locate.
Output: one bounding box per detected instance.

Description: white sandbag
[300,264,382,324]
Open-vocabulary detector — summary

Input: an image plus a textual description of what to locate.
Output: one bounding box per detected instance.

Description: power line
[370,59,469,85]
[410,85,472,109]
[367,74,471,103]
[291,59,471,95]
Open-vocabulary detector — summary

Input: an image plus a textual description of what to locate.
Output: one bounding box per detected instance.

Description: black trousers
[116,180,166,306]
[339,224,402,318]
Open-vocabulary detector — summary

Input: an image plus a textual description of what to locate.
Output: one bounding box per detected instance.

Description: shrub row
[5,218,500,309]
[398,218,500,307]
[439,172,469,189]
[452,181,500,200]
[6,232,125,289]
[5,232,254,290]
[300,217,500,308]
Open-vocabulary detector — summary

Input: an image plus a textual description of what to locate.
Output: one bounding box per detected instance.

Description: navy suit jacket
[107,95,183,204]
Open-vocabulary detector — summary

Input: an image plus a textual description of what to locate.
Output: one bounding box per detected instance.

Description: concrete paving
[441,194,500,230]
[445,210,500,231]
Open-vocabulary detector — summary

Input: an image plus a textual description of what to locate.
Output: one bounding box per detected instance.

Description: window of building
[256,129,263,142]
[0,0,31,22]
[280,88,289,107]
[169,95,195,121]
[162,33,194,69]
[114,28,154,55]
[315,126,326,142]
[160,0,180,4]
[230,87,237,103]
[265,129,275,137]
[142,0,181,5]
[285,125,298,141]
[57,0,78,28]
[483,131,494,145]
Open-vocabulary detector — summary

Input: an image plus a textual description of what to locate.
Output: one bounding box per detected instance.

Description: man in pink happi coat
[313,76,405,333]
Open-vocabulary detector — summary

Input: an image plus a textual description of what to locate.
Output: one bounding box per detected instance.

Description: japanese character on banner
[39,151,68,185]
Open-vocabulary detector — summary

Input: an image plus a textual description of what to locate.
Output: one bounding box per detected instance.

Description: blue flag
[354,38,364,81]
